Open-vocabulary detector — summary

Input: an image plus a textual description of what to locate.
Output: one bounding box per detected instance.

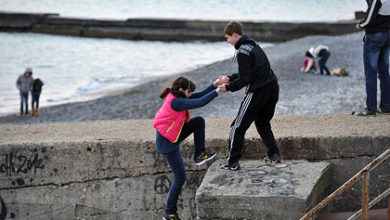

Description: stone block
[196,160,331,220]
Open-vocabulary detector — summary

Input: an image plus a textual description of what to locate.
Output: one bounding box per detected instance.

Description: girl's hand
[216,87,221,93]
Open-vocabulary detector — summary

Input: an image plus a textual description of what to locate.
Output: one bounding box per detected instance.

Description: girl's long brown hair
[160,77,196,99]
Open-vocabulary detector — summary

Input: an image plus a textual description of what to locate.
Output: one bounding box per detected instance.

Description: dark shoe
[195,152,216,166]
[221,161,240,171]
[263,154,281,164]
[163,213,181,220]
[357,108,376,117]
[378,108,390,114]
[271,154,281,163]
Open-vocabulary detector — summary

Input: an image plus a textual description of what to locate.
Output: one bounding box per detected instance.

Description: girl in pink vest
[153,76,221,220]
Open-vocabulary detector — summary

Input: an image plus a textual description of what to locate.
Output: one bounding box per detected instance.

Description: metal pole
[387,176,389,220]
[362,172,369,220]
[348,187,390,220]
[300,149,390,220]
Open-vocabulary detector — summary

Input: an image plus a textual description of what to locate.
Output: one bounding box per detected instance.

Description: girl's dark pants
[227,81,280,165]
[32,91,41,109]
[155,116,205,215]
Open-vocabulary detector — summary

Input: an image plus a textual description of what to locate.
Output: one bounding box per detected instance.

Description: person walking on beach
[218,21,281,171]
[16,67,34,116]
[356,0,390,116]
[32,78,44,116]
[313,45,331,75]
[153,76,221,220]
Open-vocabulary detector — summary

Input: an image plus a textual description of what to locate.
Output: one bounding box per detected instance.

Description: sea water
[0,1,366,116]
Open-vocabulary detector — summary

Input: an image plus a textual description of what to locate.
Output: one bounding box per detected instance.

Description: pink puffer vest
[153,93,190,143]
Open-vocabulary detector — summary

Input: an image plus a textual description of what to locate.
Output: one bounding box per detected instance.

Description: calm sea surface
[0,1,367,116]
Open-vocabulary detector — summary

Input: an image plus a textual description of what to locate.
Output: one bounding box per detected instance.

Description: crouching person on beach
[153,76,222,220]
[218,21,281,171]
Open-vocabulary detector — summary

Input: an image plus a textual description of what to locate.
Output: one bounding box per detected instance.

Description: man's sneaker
[378,108,390,114]
[221,161,240,171]
[357,108,376,117]
[195,152,217,166]
[271,154,281,163]
[163,213,181,220]
[263,154,281,164]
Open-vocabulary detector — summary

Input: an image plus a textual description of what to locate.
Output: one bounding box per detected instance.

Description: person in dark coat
[32,78,44,116]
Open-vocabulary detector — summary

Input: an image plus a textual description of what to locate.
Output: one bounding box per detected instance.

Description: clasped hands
[213,75,229,93]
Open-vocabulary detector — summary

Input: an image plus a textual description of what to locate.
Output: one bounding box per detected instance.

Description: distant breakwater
[0,11,361,42]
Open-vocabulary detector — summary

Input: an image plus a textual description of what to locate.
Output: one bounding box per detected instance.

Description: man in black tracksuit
[218,21,281,170]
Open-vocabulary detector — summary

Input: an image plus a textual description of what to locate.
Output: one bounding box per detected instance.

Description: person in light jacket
[16,67,34,116]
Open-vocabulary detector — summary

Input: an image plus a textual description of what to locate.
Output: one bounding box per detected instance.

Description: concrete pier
[0,114,389,219]
[0,12,360,42]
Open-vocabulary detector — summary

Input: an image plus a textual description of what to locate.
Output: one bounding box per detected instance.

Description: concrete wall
[0,114,389,219]
[0,12,360,42]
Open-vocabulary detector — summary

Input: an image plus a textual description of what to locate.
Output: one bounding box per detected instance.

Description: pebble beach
[0,32,368,124]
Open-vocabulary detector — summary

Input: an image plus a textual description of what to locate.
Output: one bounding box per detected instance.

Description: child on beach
[300,49,317,73]
[153,76,221,220]
[32,78,44,116]
[218,21,281,171]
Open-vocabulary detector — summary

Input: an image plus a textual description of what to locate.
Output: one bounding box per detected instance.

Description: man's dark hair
[224,21,243,36]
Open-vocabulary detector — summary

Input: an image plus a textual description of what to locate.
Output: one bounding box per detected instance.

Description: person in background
[356,0,390,116]
[313,45,331,75]
[32,78,44,116]
[16,67,34,116]
[301,48,318,73]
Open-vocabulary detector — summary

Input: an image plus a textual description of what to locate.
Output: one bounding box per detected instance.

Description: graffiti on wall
[0,148,47,186]
[0,151,45,177]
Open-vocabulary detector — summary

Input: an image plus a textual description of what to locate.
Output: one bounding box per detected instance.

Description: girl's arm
[190,83,215,98]
[171,90,218,111]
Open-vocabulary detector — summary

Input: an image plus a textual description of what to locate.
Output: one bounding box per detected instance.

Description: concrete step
[195,159,331,220]
[318,208,388,220]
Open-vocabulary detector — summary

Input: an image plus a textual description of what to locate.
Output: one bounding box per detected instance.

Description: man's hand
[356,24,362,30]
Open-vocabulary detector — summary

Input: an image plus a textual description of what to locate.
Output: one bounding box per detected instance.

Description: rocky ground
[0,32,367,124]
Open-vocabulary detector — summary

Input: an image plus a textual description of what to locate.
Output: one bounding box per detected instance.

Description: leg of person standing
[254,82,280,162]
[377,31,390,113]
[318,52,331,75]
[225,92,254,169]
[19,92,24,115]
[31,92,37,116]
[362,32,387,115]
[163,148,186,217]
[31,92,41,116]
[20,92,28,115]
[24,93,29,115]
